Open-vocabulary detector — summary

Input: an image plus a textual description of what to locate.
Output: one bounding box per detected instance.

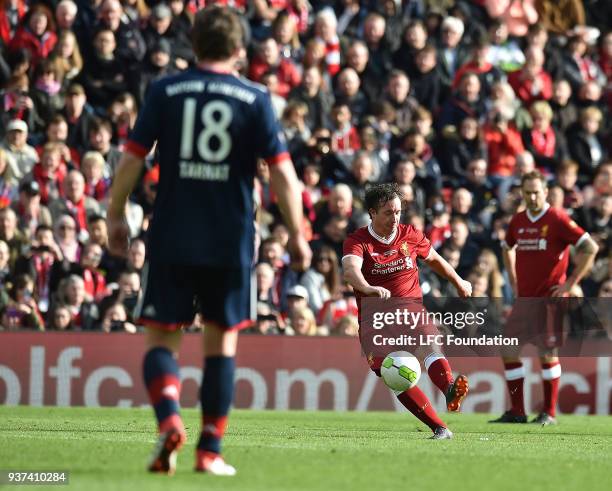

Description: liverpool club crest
[400,242,410,256]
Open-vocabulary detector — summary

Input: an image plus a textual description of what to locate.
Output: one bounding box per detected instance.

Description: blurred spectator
[550,79,578,133]
[141,3,193,71]
[62,83,95,153]
[313,8,341,77]
[1,273,44,330]
[81,151,110,202]
[442,216,480,276]
[521,101,567,172]
[393,20,428,78]
[248,37,301,98]
[0,147,18,207]
[53,214,81,263]
[25,142,66,206]
[287,305,321,336]
[93,0,146,64]
[334,67,368,124]
[55,1,78,33]
[487,20,525,73]
[2,119,38,180]
[508,46,552,106]
[136,39,179,105]
[100,302,137,333]
[49,170,101,234]
[46,303,74,330]
[344,40,381,104]
[79,28,131,113]
[54,273,98,330]
[0,206,27,270]
[410,45,443,112]
[439,116,487,181]
[483,107,525,182]
[299,245,340,315]
[394,128,442,196]
[85,117,121,177]
[452,39,504,98]
[288,66,333,131]
[437,16,469,90]
[8,3,57,68]
[567,106,608,179]
[554,160,584,213]
[384,69,418,133]
[437,72,486,130]
[256,261,278,311]
[11,179,53,240]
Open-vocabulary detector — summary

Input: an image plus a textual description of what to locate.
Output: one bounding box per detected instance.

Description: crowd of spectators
[0,0,610,336]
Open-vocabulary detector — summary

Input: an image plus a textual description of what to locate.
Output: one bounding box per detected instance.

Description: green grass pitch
[1,406,611,491]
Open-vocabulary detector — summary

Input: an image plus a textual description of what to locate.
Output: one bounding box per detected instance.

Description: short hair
[191,6,243,61]
[81,151,106,169]
[530,101,553,121]
[580,106,603,123]
[364,183,403,215]
[521,170,548,188]
[557,160,579,173]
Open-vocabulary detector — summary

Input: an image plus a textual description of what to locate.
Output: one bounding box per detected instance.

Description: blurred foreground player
[107,6,311,475]
[492,171,598,425]
[342,184,472,439]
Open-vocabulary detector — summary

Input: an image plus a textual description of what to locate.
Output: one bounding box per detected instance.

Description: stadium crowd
[0,0,610,335]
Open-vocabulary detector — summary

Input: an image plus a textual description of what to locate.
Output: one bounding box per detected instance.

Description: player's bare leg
[194,323,238,476]
[533,348,560,425]
[490,345,527,423]
[144,328,186,475]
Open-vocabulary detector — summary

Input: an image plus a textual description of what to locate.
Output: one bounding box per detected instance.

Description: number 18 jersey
[125,67,288,267]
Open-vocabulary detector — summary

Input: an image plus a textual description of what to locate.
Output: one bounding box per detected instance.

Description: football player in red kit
[491,171,598,425]
[342,183,472,439]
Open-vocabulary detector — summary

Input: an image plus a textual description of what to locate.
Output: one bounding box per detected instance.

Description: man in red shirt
[492,171,598,425]
[343,184,472,439]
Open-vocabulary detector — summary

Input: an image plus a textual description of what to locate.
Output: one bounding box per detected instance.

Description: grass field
[1,407,611,491]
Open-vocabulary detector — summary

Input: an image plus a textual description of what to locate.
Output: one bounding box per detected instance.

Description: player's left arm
[550,234,599,297]
[424,248,472,298]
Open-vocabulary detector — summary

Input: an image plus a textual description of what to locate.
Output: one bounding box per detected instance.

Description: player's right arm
[342,256,391,298]
[256,89,311,271]
[501,245,518,297]
[501,215,519,296]
[268,158,311,271]
[108,81,161,257]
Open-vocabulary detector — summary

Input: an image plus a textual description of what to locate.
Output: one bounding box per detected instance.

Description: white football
[380,351,421,392]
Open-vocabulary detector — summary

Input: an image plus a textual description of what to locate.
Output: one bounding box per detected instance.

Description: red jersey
[505,205,587,297]
[343,224,432,298]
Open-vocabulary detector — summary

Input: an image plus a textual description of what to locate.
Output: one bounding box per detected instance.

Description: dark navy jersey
[126,67,288,267]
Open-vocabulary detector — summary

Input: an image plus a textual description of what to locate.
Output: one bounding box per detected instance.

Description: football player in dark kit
[107,6,311,476]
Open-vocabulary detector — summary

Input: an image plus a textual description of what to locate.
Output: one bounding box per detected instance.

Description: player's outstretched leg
[396,386,452,439]
[424,353,469,412]
[489,360,527,423]
[532,358,561,425]
[195,325,237,475]
[143,330,186,475]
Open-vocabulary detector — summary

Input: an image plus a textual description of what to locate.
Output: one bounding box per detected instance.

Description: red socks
[425,355,454,394]
[397,386,446,431]
[504,362,526,416]
[541,362,561,417]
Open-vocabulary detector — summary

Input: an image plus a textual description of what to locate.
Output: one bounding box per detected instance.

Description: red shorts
[505,299,567,348]
[360,321,439,376]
